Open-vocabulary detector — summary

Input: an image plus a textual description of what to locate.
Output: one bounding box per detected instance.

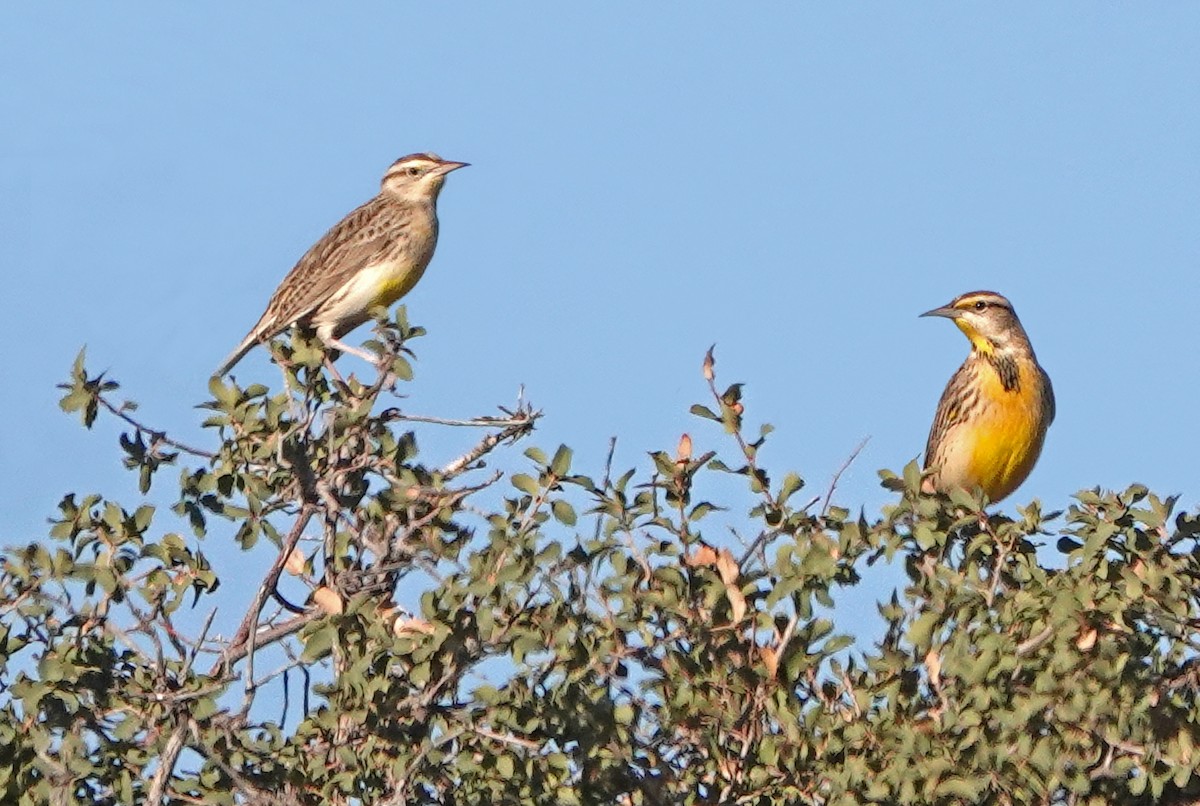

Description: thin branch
[381,409,539,428]
[703,348,776,510]
[97,395,215,460]
[145,720,189,806]
[440,412,540,478]
[736,522,790,571]
[217,611,321,674]
[182,608,217,678]
[821,437,870,517]
[593,436,618,537]
[472,724,541,752]
[210,508,314,678]
[985,525,1019,608]
[1015,625,1054,657]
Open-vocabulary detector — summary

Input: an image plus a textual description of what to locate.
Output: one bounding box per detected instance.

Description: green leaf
[389,355,414,381]
[551,499,577,526]
[511,474,540,495]
[300,623,337,663]
[907,611,940,650]
[38,656,66,682]
[779,472,804,503]
[550,445,573,477]
[902,459,922,493]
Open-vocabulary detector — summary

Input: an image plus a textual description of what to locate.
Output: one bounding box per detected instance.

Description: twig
[985,526,1018,608]
[1015,625,1054,657]
[472,724,541,751]
[217,611,321,674]
[97,395,215,459]
[182,608,217,678]
[441,413,540,478]
[703,349,776,510]
[381,410,539,428]
[596,438,618,538]
[385,727,468,806]
[821,437,869,517]
[736,526,778,571]
[209,508,313,678]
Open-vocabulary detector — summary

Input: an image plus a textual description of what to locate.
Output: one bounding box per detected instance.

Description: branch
[703,347,776,510]
[210,508,314,678]
[146,720,190,805]
[822,437,869,517]
[215,612,321,675]
[1015,625,1054,657]
[381,409,539,428]
[440,411,540,478]
[97,395,215,460]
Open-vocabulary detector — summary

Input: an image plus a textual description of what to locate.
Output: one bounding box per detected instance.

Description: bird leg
[325,337,381,368]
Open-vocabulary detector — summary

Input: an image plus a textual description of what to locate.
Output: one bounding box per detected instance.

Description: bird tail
[213,332,259,378]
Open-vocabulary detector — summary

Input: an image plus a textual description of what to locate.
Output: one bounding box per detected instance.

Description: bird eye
[406,166,420,177]
[973,300,988,311]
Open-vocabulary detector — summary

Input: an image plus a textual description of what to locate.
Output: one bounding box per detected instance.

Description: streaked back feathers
[213,153,467,377]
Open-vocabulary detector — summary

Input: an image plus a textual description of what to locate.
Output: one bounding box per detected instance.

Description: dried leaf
[761,645,779,678]
[312,586,344,615]
[715,548,739,586]
[925,649,942,688]
[1076,627,1098,652]
[676,433,693,465]
[726,584,746,623]
[284,548,305,576]
[687,545,719,569]
[394,617,437,637]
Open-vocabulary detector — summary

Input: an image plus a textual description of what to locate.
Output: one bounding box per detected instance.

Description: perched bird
[215,153,468,377]
[921,291,1055,503]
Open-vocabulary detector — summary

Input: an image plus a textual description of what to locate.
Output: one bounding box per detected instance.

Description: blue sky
[3,6,1198,644]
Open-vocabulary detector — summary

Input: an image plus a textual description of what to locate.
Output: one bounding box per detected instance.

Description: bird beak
[920,304,959,320]
[435,160,470,175]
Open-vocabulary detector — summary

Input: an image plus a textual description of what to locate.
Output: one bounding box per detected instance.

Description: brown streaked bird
[214,153,468,377]
[921,290,1055,503]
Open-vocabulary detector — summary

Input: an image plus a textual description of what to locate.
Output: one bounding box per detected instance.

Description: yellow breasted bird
[215,153,468,377]
[922,291,1055,503]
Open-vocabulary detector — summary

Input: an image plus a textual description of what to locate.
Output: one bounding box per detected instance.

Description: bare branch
[210,508,314,678]
[821,437,869,517]
[97,394,215,460]
[1015,626,1055,657]
[146,720,190,806]
[440,410,540,478]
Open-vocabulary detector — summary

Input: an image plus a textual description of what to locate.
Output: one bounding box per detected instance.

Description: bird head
[380,153,469,203]
[921,290,1031,355]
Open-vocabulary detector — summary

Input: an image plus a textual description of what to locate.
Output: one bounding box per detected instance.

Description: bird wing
[248,197,410,340]
[1039,365,1056,426]
[924,360,977,469]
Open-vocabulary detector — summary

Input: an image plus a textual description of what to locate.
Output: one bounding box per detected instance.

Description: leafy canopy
[2,314,1199,805]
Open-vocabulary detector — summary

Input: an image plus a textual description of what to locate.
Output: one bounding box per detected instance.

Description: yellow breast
[961,363,1048,502]
[311,258,431,338]
[372,266,426,308]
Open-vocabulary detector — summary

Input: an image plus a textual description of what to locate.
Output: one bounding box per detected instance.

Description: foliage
[2,316,1200,805]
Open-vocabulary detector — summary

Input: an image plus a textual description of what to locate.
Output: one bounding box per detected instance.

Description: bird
[921,290,1055,504]
[214,153,468,378]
